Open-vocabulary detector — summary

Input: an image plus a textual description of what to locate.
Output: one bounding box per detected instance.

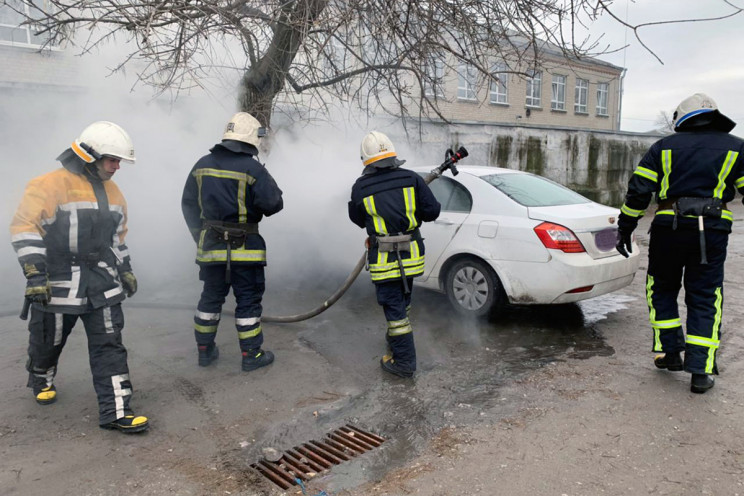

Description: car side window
[427,176,472,213]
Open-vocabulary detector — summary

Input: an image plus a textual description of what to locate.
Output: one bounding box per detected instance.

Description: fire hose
[16,147,468,323]
[262,146,468,323]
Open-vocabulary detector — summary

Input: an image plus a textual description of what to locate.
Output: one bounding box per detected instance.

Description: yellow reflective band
[238,179,248,223]
[650,318,682,329]
[363,152,397,166]
[646,275,663,352]
[238,326,262,339]
[403,187,417,231]
[685,335,719,348]
[196,249,267,262]
[713,151,738,199]
[194,324,218,334]
[735,176,744,189]
[722,210,733,222]
[387,318,410,329]
[634,166,658,183]
[363,195,388,235]
[621,204,644,217]
[387,319,413,336]
[659,149,672,199]
[192,168,256,184]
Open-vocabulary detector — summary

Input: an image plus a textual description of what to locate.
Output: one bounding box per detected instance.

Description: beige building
[417,47,624,132]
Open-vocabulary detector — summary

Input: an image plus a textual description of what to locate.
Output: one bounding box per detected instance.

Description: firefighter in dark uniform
[182,112,283,372]
[616,93,744,394]
[348,131,441,378]
[10,121,148,433]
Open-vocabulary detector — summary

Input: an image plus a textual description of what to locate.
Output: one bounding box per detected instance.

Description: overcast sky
[588,0,744,137]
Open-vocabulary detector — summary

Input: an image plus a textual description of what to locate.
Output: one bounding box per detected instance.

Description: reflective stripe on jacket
[181,140,283,266]
[10,166,130,314]
[348,166,441,282]
[619,130,744,233]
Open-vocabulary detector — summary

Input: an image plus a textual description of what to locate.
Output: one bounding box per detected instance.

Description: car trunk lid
[528,203,620,259]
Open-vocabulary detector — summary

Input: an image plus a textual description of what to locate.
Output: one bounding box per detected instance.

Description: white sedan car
[412,165,641,317]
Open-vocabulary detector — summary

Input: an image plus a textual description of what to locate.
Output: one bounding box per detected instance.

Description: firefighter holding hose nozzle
[348,131,441,378]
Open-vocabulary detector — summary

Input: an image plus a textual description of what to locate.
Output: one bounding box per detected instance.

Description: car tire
[444,258,504,318]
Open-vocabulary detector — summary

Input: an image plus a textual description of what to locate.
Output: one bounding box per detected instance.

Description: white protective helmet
[360,131,405,167]
[71,121,136,163]
[673,93,736,132]
[222,112,266,147]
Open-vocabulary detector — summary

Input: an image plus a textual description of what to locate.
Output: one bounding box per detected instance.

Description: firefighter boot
[198,344,220,367]
[691,374,715,394]
[35,385,57,405]
[242,349,274,372]
[380,355,414,378]
[100,414,150,434]
[654,352,683,371]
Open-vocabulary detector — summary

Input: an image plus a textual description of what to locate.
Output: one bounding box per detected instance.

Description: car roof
[409,164,523,176]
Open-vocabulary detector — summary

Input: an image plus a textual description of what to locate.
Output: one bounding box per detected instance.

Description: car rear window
[480,173,591,207]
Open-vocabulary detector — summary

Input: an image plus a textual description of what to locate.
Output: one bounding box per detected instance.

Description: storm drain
[250,424,385,490]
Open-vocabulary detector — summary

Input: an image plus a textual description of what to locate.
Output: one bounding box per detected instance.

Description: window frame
[525,70,542,108]
[457,63,478,101]
[574,78,589,114]
[0,0,55,49]
[423,57,446,98]
[596,82,609,116]
[551,74,566,111]
[489,63,508,105]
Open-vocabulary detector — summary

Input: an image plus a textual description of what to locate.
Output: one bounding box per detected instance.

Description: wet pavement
[0,251,635,495]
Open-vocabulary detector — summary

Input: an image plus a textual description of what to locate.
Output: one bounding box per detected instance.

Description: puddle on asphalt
[249,291,635,493]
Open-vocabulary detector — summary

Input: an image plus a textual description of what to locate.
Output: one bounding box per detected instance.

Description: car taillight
[533,222,586,253]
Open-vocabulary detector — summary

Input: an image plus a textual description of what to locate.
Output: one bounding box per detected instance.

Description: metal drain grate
[250,424,385,490]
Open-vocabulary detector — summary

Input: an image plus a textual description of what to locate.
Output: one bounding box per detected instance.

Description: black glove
[616,229,632,258]
[120,271,138,297]
[25,274,51,305]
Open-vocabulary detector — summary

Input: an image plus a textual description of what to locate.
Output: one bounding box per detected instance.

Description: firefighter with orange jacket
[348,131,441,378]
[616,93,744,394]
[182,112,284,372]
[10,121,148,433]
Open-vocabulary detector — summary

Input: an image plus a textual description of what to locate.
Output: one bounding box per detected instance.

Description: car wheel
[444,258,504,318]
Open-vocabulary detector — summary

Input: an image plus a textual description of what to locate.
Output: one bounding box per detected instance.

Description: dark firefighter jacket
[181,140,283,266]
[349,165,441,283]
[619,130,744,234]
[10,150,133,314]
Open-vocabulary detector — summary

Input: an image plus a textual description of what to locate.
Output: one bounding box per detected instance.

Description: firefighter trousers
[26,303,133,424]
[376,278,415,371]
[194,264,265,352]
[647,224,728,375]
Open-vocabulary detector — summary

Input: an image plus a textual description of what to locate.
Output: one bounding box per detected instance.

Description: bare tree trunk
[238,0,329,127]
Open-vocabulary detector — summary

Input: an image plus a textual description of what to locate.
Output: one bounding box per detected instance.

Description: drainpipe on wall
[617,68,627,131]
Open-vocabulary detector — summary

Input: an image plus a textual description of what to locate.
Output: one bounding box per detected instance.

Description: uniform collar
[212,139,259,155]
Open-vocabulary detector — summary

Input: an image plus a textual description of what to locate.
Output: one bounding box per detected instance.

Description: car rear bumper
[491,247,641,304]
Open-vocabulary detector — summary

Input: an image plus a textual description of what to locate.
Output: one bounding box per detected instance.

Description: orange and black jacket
[619,129,744,234]
[10,151,132,314]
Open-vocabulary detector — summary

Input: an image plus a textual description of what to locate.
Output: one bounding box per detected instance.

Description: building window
[0,0,51,48]
[525,70,541,107]
[423,58,445,98]
[574,78,589,113]
[596,82,609,116]
[551,74,566,111]
[489,63,508,104]
[457,64,477,101]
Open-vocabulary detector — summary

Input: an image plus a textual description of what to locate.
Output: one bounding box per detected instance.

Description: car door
[419,175,472,281]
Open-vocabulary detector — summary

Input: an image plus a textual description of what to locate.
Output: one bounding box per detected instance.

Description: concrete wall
[417,122,663,207]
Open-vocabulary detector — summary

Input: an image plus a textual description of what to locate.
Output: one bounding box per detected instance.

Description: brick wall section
[0,44,83,88]
[416,54,623,133]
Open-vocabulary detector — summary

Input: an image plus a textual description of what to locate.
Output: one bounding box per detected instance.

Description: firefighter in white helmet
[10,121,149,433]
[348,131,441,378]
[182,112,284,372]
[617,93,744,394]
